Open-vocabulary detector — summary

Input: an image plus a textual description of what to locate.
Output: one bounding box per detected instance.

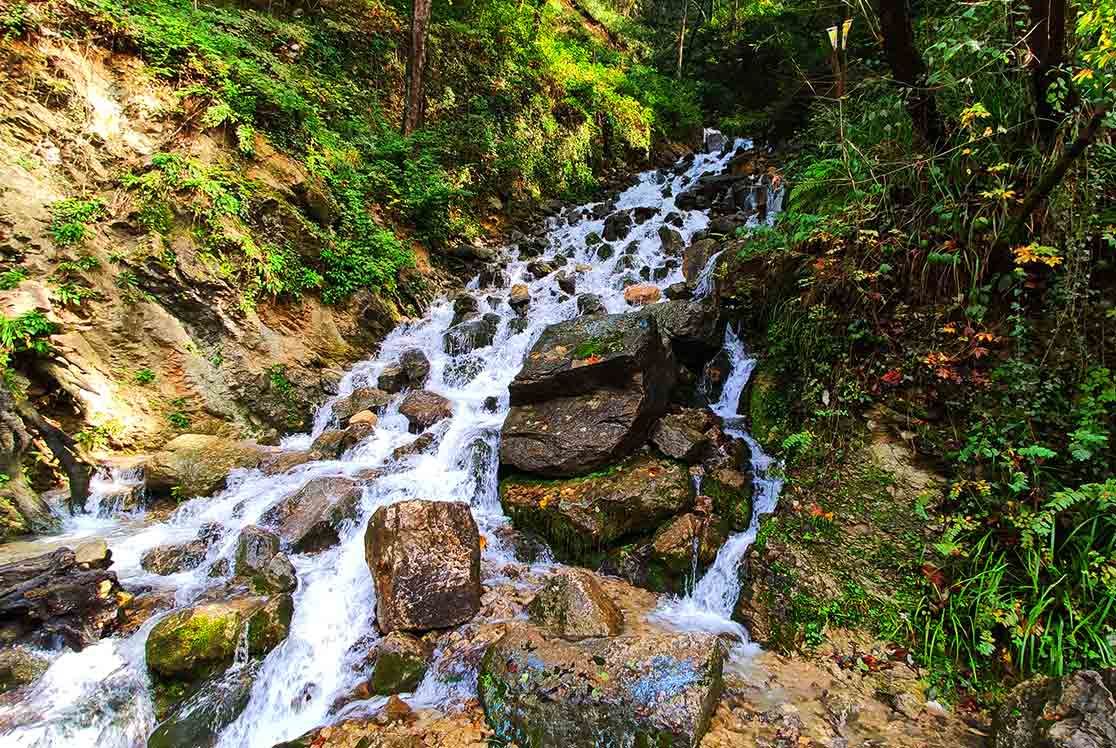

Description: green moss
[368,651,427,696]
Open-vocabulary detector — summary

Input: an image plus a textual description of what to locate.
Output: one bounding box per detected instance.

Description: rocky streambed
[0,133,1107,748]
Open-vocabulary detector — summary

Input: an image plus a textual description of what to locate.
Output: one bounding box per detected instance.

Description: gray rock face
[652,409,716,463]
[148,660,260,748]
[479,623,725,748]
[576,293,606,316]
[682,238,719,283]
[994,669,1116,748]
[602,211,633,242]
[527,569,624,640]
[364,499,481,633]
[234,526,297,593]
[141,539,208,576]
[261,477,362,553]
[500,313,675,477]
[640,299,723,367]
[398,390,453,434]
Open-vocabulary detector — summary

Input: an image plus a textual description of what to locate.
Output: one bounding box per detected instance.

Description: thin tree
[877,0,946,148]
[1023,0,1071,144]
[676,0,689,78]
[402,0,433,136]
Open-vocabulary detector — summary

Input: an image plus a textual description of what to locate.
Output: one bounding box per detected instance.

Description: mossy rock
[145,594,292,715]
[0,648,50,693]
[742,364,784,451]
[367,632,431,696]
[499,454,692,566]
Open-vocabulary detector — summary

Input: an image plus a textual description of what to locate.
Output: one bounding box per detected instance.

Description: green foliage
[49,198,105,247]
[166,397,190,429]
[134,367,156,384]
[1,1,29,37]
[0,311,55,382]
[0,269,27,290]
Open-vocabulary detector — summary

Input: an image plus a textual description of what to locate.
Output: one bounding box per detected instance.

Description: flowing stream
[1,135,782,747]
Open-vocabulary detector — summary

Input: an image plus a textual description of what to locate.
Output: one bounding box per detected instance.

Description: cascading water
[652,326,784,645]
[0,135,777,747]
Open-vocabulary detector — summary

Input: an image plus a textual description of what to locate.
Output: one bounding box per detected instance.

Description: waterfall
[0,135,775,747]
[651,327,784,643]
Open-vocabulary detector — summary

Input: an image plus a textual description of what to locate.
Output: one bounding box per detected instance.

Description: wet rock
[0,648,49,694]
[526,260,554,279]
[641,299,723,367]
[74,539,112,569]
[478,265,508,288]
[623,283,661,306]
[508,317,530,335]
[451,294,481,325]
[117,588,177,636]
[585,232,602,246]
[234,526,297,593]
[500,454,691,563]
[596,243,614,260]
[650,514,726,575]
[364,499,481,633]
[556,271,576,295]
[664,281,692,300]
[399,390,453,434]
[704,466,754,532]
[348,410,378,426]
[148,660,260,748]
[658,225,685,255]
[444,313,500,356]
[261,476,362,554]
[576,293,606,316]
[361,632,433,697]
[146,595,292,713]
[141,539,208,576]
[309,422,376,458]
[331,387,392,422]
[682,238,719,283]
[665,211,684,227]
[527,569,623,640]
[390,433,437,461]
[994,669,1116,748]
[633,206,658,224]
[602,211,633,242]
[708,215,745,235]
[260,449,321,476]
[652,409,715,463]
[145,435,267,499]
[508,284,530,316]
[500,313,675,477]
[479,623,724,748]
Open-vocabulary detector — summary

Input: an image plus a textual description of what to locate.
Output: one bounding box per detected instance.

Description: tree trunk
[14,400,91,514]
[1024,0,1070,144]
[402,0,433,136]
[675,0,688,78]
[996,105,1109,251]
[877,0,946,148]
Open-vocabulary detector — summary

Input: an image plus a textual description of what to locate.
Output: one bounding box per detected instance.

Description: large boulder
[377,349,431,394]
[500,313,675,477]
[141,539,208,576]
[640,300,723,367]
[994,669,1116,748]
[145,435,268,499]
[364,500,481,633]
[479,623,725,748]
[602,211,633,242]
[444,313,500,356]
[399,390,453,434]
[652,408,716,463]
[500,454,692,564]
[146,595,292,715]
[682,238,719,283]
[310,422,376,458]
[0,547,125,650]
[261,477,362,553]
[527,569,624,640]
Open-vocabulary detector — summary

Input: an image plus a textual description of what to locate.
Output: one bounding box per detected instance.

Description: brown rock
[364,500,481,633]
[527,569,624,640]
[348,410,379,426]
[623,283,661,306]
[145,435,267,499]
[261,477,362,553]
[398,391,452,434]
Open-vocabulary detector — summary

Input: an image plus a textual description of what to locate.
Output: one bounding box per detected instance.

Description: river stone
[260,449,320,476]
[261,477,362,553]
[526,259,554,279]
[623,283,661,306]
[500,313,674,477]
[74,538,111,569]
[364,499,481,633]
[444,313,500,356]
[602,211,632,242]
[148,659,260,748]
[576,293,606,316]
[348,410,378,427]
[366,631,432,696]
[500,454,691,563]
[682,238,719,283]
[652,409,715,463]
[0,648,50,693]
[641,299,723,366]
[527,569,623,640]
[993,669,1116,748]
[310,421,376,458]
[145,434,268,499]
[146,595,292,713]
[141,539,208,576]
[234,526,296,593]
[332,387,392,422]
[658,225,684,255]
[479,623,724,748]
[508,284,530,315]
[556,270,576,295]
[664,281,693,300]
[399,390,453,433]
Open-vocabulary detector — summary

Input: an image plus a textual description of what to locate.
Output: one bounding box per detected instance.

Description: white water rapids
[0,135,783,747]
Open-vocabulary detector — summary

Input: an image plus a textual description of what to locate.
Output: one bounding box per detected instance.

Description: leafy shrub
[49,198,105,246]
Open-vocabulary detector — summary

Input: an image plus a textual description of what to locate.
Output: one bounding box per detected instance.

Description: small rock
[74,539,111,569]
[508,284,530,316]
[398,390,453,434]
[623,283,662,306]
[348,410,378,427]
[527,569,624,640]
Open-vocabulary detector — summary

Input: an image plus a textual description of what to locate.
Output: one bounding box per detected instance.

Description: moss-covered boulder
[145,595,292,715]
[0,648,50,693]
[527,569,624,640]
[366,632,431,696]
[144,435,269,499]
[234,525,297,593]
[499,454,692,565]
[479,623,725,748]
[147,660,260,748]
